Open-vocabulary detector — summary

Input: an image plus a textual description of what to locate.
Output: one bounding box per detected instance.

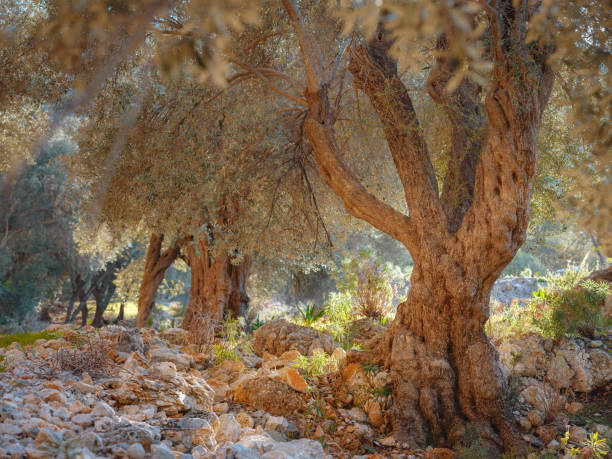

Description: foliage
[335,250,396,320]
[293,352,337,380]
[184,311,217,353]
[322,291,354,343]
[250,316,265,331]
[457,424,491,459]
[486,267,611,341]
[296,303,326,326]
[0,330,61,349]
[212,315,253,365]
[530,276,610,340]
[0,140,80,323]
[561,431,610,459]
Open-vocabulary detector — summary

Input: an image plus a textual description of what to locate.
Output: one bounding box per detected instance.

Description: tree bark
[136,233,182,328]
[281,0,554,452]
[182,236,251,329]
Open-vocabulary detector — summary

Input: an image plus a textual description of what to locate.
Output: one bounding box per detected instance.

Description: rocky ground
[0,318,610,459]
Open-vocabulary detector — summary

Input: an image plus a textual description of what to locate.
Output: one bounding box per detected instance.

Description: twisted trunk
[136,233,182,328]
[280,0,555,451]
[182,236,251,329]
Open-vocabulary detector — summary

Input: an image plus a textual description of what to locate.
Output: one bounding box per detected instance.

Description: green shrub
[213,315,253,365]
[293,352,337,380]
[296,304,326,326]
[322,291,353,342]
[336,250,395,320]
[0,330,61,348]
[531,278,610,340]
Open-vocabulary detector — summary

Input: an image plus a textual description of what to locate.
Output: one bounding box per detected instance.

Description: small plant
[336,250,395,320]
[0,330,61,348]
[212,315,252,365]
[296,304,325,326]
[250,316,265,331]
[293,352,337,380]
[562,430,610,458]
[0,354,6,373]
[372,385,392,397]
[361,362,380,377]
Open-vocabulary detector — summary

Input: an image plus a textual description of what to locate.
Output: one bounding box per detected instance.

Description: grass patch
[0,330,61,348]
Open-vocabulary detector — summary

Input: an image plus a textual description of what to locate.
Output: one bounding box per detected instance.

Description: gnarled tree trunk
[282,0,553,452]
[136,233,182,328]
[182,236,251,329]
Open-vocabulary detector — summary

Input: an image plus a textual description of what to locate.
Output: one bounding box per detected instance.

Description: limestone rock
[253,319,335,357]
[232,374,310,416]
[276,367,308,393]
[151,443,175,459]
[535,425,557,444]
[127,443,146,459]
[216,413,242,443]
[569,426,587,444]
[565,401,583,415]
[261,438,329,459]
[497,335,546,377]
[235,412,255,429]
[588,348,612,389]
[546,353,574,389]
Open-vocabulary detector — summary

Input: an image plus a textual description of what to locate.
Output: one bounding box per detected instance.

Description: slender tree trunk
[182,236,251,329]
[114,301,125,323]
[136,233,181,328]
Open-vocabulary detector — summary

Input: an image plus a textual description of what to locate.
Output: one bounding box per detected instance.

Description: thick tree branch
[427,35,487,233]
[348,35,444,228]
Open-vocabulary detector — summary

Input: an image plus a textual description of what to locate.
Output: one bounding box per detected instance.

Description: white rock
[151,361,178,381]
[151,443,175,459]
[261,438,329,458]
[92,401,115,417]
[264,416,288,432]
[127,442,146,459]
[72,413,94,428]
[216,413,242,443]
[347,407,368,423]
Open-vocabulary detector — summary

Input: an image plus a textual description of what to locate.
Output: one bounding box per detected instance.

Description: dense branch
[348,37,444,228]
[427,35,487,233]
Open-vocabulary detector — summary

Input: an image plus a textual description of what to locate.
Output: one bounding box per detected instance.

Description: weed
[250,316,265,331]
[0,354,5,372]
[296,304,325,326]
[361,362,380,377]
[213,315,252,365]
[293,352,337,380]
[0,330,61,348]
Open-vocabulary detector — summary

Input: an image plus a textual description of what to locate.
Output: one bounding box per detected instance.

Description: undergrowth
[0,330,61,348]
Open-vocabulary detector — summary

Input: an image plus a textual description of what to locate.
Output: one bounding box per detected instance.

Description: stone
[519,417,532,432]
[94,417,114,432]
[498,335,546,377]
[520,385,549,412]
[148,346,194,371]
[91,401,115,417]
[40,389,65,404]
[216,413,242,443]
[347,407,368,423]
[379,435,396,447]
[331,347,346,363]
[262,350,302,370]
[151,443,175,459]
[235,412,255,429]
[560,345,593,393]
[261,438,328,459]
[569,426,587,444]
[546,353,574,389]
[206,379,230,402]
[72,413,95,428]
[227,444,261,459]
[527,410,544,427]
[264,416,288,432]
[364,399,384,428]
[232,374,310,416]
[236,434,276,454]
[565,401,583,415]
[151,361,178,381]
[588,349,612,389]
[213,403,229,414]
[339,423,373,451]
[535,425,557,444]
[349,318,386,344]
[592,424,612,438]
[253,319,335,357]
[276,367,308,393]
[189,419,217,449]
